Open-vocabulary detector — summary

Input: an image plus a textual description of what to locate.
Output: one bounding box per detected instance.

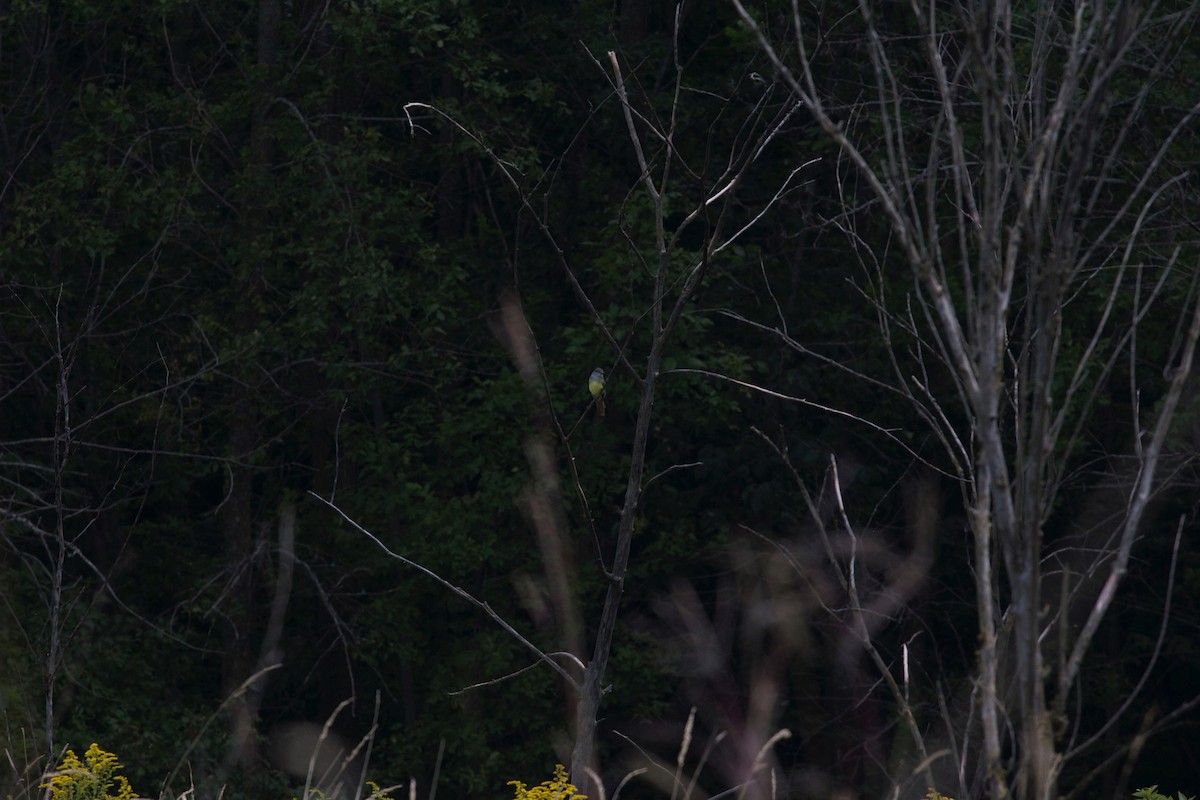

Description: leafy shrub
[925,787,1195,800]
[1134,787,1196,800]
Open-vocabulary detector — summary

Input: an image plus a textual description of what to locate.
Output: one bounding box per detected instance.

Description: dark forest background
[1,1,1198,799]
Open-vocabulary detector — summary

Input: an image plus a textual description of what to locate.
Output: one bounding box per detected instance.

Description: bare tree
[731,1,1200,798]
[352,18,814,797]
[564,46,809,795]
[0,269,229,783]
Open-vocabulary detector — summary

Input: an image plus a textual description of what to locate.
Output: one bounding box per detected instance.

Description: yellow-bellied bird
[589,367,606,417]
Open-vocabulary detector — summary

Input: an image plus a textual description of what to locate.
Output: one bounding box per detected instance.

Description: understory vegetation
[2,1,1198,799]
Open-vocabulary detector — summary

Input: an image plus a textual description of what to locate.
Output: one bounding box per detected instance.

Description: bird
[588,367,606,417]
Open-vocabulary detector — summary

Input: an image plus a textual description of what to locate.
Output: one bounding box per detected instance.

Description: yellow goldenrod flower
[43,743,136,800]
[508,764,585,800]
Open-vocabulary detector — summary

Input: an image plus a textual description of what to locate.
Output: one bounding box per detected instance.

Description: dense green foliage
[1,1,1197,799]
